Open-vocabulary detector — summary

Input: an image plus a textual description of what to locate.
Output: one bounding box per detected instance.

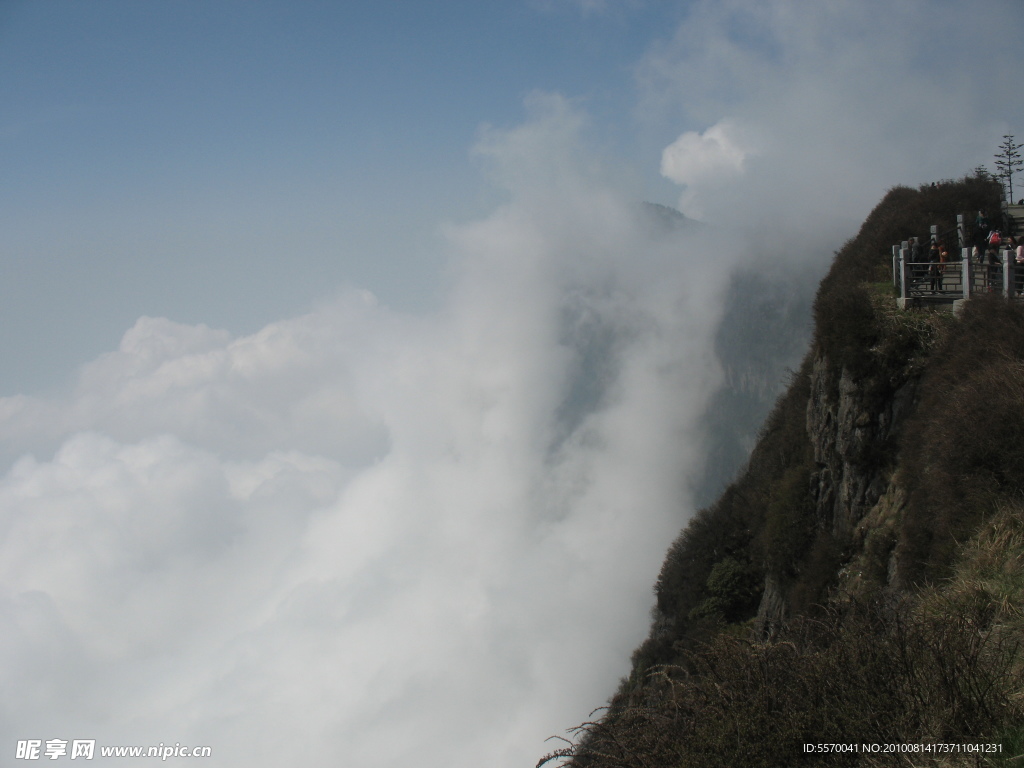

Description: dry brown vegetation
[542,585,1024,768]
[898,296,1024,586]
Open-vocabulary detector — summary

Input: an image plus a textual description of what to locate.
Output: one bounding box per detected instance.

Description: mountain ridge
[540,174,1024,768]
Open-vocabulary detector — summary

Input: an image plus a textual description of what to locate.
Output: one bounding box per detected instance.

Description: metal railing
[894,248,1022,303]
[890,211,1024,306]
[897,260,963,297]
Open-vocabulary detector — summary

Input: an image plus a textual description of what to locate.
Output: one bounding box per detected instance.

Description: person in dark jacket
[928,241,942,292]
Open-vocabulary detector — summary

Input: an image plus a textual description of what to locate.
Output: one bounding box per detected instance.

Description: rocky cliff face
[806,357,893,540]
[808,350,921,536]
[757,349,921,629]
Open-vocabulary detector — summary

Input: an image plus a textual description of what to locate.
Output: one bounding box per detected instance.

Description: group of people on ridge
[973,210,1024,294]
[908,211,1024,294]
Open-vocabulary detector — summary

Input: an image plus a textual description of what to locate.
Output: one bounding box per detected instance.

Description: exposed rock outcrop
[755,353,920,627]
[805,356,914,540]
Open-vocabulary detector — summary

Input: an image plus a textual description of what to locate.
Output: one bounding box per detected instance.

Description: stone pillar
[1003,248,1013,296]
[892,245,900,288]
[962,248,972,299]
[957,214,966,250]
[897,248,910,308]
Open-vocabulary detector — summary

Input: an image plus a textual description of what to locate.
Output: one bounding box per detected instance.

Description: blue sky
[0,0,691,393]
[4,0,1018,394]
[1,2,1023,767]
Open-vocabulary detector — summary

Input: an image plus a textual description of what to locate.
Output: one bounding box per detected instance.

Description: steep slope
[540,176,1024,768]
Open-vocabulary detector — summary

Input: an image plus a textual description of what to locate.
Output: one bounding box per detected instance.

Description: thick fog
[0,97,736,766]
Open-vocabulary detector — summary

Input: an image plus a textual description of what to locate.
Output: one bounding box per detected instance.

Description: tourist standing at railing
[974,211,991,257]
[938,245,949,292]
[987,246,1001,291]
[928,241,942,292]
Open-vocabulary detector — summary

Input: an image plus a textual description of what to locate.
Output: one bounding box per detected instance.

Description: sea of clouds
[0,96,735,767]
[2,1,1022,765]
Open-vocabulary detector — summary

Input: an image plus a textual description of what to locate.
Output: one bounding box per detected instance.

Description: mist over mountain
[693,258,822,507]
[632,202,825,510]
[0,2,1022,767]
[547,176,1024,768]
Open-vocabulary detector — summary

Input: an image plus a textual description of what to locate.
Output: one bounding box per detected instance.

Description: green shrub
[759,463,816,575]
[688,556,762,621]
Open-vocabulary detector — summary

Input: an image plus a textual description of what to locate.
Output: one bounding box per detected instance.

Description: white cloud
[660,119,750,219]
[0,97,734,767]
[643,0,1024,234]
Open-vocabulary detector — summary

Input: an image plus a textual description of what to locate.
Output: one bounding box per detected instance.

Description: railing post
[930,224,938,245]
[899,248,910,303]
[1003,248,1013,296]
[892,245,900,289]
[957,214,966,250]
[962,248,972,299]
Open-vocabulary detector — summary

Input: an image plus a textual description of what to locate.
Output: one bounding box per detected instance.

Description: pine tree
[994,135,1023,203]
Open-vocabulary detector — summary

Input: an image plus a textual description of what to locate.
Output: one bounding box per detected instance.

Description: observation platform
[892,211,1023,312]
